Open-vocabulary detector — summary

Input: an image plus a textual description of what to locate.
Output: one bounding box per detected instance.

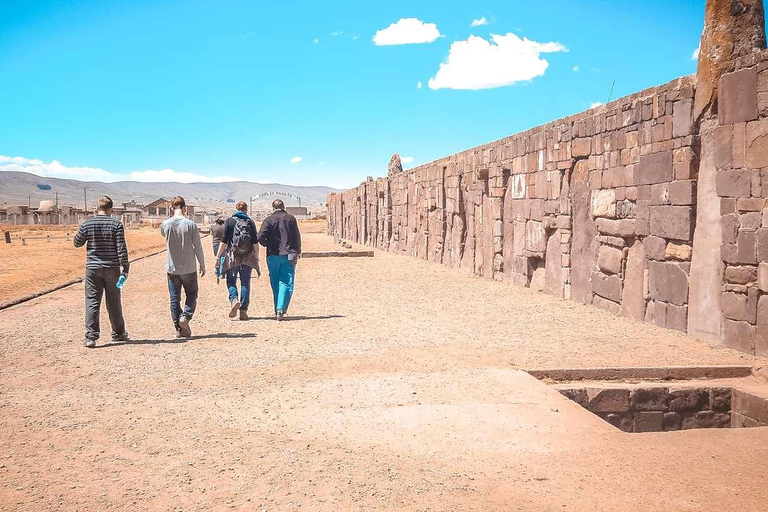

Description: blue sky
[0,0,706,188]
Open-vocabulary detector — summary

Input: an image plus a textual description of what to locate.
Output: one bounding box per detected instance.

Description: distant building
[143,198,172,218]
[285,206,309,217]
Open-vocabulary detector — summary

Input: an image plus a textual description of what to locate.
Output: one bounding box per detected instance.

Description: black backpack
[232,217,253,256]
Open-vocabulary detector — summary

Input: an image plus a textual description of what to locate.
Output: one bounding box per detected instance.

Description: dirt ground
[1,232,768,511]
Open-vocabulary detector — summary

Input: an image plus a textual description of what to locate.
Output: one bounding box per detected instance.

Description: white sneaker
[178,315,192,337]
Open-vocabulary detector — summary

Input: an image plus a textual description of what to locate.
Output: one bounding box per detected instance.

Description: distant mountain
[0,171,339,210]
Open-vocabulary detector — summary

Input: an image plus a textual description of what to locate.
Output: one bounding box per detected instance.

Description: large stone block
[621,240,646,321]
[630,387,669,411]
[525,220,546,253]
[634,411,664,432]
[746,118,768,168]
[719,67,758,125]
[636,151,673,185]
[572,138,591,157]
[596,218,635,237]
[665,242,692,261]
[644,235,667,260]
[668,388,709,411]
[648,261,689,306]
[710,387,732,412]
[587,388,630,413]
[590,189,616,218]
[714,125,733,169]
[716,169,752,198]
[723,319,756,354]
[591,270,623,303]
[598,245,623,275]
[682,411,731,429]
[721,291,752,322]
[726,265,758,285]
[672,99,693,137]
[758,295,768,357]
[649,206,694,241]
[731,389,768,424]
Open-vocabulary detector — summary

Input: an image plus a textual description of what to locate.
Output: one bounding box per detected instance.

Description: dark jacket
[257,209,302,257]
[220,213,260,274]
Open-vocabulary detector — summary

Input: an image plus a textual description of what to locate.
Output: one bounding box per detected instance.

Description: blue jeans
[167,272,198,328]
[226,265,252,311]
[267,255,295,313]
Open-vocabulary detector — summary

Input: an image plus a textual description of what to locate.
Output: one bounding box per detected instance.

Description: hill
[0,171,339,210]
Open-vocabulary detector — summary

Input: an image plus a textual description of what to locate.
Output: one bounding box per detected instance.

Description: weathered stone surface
[604,413,633,432]
[598,245,623,275]
[636,151,673,185]
[529,265,546,292]
[544,230,563,298]
[587,388,630,413]
[710,387,732,412]
[650,206,693,241]
[590,189,616,218]
[714,125,733,168]
[559,388,588,407]
[721,291,753,322]
[511,174,526,199]
[663,411,682,431]
[665,303,688,332]
[672,99,693,137]
[669,388,709,411]
[595,218,635,237]
[621,240,646,322]
[633,411,664,432]
[591,271,623,303]
[726,265,758,285]
[570,161,599,305]
[525,221,546,253]
[719,67,758,125]
[387,153,403,176]
[732,389,768,423]
[665,242,692,261]
[716,169,752,197]
[648,261,689,306]
[682,410,731,429]
[757,295,768,357]
[746,118,768,168]
[669,180,696,205]
[723,319,756,354]
[572,138,591,158]
[644,235,667,260]
[631,387,669,411]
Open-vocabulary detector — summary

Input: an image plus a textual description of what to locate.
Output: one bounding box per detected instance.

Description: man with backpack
[257,199,302,321]
[214,201,261,320]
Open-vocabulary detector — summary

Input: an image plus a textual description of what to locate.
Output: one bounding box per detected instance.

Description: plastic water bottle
[116,274,127,289]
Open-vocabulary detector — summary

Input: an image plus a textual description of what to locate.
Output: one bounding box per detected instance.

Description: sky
[0,0,708,189]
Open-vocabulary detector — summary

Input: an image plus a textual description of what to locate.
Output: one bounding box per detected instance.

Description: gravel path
[1,234,766,511]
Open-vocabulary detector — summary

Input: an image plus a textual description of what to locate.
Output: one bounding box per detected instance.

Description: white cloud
[470,17,488,27]
[332,31,343,36]
[692,45,700,60]
[401,156,414,164]
[129,169,237,183]
[290,156,303,164]
[590,101,604,108]
[417,81,423,89]
[428,33,568,90]
[0,154,238,183]
[0,154,116,181]
[313,38,320,44]
[373,18,442,46]
[352,34,360,41]
[572,65,579,72]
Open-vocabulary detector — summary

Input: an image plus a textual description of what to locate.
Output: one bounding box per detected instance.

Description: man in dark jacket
[257,199,301,321]
[215,202,261,320]
[73,196,130,347]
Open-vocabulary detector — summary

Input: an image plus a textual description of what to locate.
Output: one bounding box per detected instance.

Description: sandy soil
[1,233,768,511]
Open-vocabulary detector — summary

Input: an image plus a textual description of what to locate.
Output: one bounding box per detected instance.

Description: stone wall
[327,49,768,357]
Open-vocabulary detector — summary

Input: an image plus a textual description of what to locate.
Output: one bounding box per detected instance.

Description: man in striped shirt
[73,196,130,348]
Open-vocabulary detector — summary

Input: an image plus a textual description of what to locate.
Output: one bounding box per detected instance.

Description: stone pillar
[694,0,766,120]
[689,0,766,342]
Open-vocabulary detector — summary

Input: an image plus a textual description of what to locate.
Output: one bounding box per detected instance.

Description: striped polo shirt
[73,215,130,271]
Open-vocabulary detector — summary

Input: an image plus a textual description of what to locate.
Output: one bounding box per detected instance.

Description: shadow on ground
[238,314,345,322]
[93,332,256,348]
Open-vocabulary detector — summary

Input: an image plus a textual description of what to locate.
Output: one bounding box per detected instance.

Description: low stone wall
[327,49,768,357]
[557,384,768,432]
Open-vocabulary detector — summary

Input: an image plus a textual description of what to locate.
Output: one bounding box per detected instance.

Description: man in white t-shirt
[160,196,206,338]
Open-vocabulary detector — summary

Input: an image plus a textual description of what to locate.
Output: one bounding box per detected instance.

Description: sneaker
[239,310,249,321]
[84,339,96,348]
[113,332,130,342]
[178,315,192,337]
[229,299,241,318]
[276,310,284,322]
[175,329,184,339]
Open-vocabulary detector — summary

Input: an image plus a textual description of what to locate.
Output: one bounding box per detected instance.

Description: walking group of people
[74,195,301,347]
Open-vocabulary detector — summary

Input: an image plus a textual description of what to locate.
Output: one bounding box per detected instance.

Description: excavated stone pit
[556,382,768,433]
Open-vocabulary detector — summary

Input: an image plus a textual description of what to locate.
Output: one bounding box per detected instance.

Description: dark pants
[226,265,252,311]
[85,267,126,341]
[167,272,199,328]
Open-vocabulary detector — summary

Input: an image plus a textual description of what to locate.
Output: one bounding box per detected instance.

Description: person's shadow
[94,332,255,348]
[239,314,345,322]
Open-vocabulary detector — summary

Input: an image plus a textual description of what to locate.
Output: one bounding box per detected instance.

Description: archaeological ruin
[328,0,768,358]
